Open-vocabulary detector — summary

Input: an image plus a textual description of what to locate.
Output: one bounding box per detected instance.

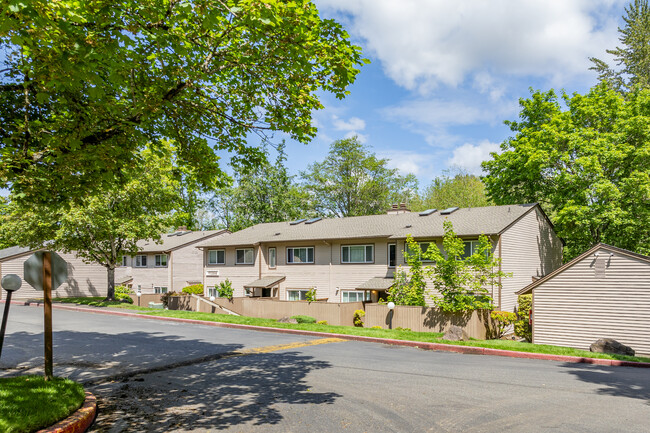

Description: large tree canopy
[301,137,418,217]
[411,168,491,212]
[0,0,366,204]
[482,84,650,259]
[1,144,180,299]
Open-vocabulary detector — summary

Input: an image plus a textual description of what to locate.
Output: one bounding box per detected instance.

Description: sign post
[24,251,68,381]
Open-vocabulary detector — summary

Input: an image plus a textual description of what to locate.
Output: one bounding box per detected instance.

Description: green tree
[301,137,418,217]
[590,0,650,92]
[0,146,179,300]
[210,142,312,231]
[0,0,366,205]
[482,84,650,259]
[423,221,506,313]
[411,168,491,211]
[386,236,427,307]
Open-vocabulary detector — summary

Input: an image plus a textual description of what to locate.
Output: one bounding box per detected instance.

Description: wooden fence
[364,304,490,339]
[128,293,163,306]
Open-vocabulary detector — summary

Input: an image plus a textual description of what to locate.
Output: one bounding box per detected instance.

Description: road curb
[10,301,650,369]
[37,391,97,433]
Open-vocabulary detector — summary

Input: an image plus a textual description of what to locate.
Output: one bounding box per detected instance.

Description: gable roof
[0,245,33,262]
[516,243,650,296]
[197,203,542,248]
[137,229,229,253]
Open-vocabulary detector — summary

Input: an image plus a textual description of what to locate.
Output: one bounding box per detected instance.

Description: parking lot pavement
[2,305,649,432]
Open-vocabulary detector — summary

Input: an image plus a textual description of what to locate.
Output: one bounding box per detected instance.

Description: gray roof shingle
[137,229,228,252]
[197,204,540,248]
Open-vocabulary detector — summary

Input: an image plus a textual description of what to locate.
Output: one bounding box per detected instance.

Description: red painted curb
[37,391,97,433]
[13,302,650,369]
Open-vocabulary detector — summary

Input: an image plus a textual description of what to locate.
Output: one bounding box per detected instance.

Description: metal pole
[43,252,53,381]
[0,291,13,359]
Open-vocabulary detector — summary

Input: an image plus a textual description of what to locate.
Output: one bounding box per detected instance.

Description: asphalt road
[1,305,649,432]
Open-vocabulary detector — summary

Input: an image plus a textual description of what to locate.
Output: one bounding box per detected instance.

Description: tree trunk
[106,267,115,301]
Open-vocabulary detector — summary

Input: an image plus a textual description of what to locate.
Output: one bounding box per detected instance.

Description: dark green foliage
[301,137,418,217]
[386,236,426,306]
[514,295,533,342]
[290,315,316,324]
[182,284,204,295]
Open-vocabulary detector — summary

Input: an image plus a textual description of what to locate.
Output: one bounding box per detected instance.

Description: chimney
[386,203,411,215]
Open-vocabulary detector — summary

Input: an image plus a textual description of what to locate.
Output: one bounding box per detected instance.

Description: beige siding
[532,249,650,356]
[119,254,169,293]
[500,207,563,312]
[1,252,108,299]
[171,244,208,291]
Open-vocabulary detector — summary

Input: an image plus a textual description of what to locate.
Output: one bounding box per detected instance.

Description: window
[287,247,314,264]
[342,291,371,302]
[236,248,254,265]
[287,289,310,301]
[154,286,168,294]
[268,247,277,268]
[341,245,374,263]
[462,240,489,259]
[208,249,225,265]
[405,242,436,263]
[120,256,128,267]
[207,286,218,298]
[135,255,147,267]
[388,243,396,267]
[155,254,168,267]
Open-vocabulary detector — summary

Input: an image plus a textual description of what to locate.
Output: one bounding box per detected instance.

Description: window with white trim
[154,286,168,294]
[287,289,310,301]
[341,245,374,263]
[342,291,371,302]
[207,286,218,297]
[208,249,225,265]
[462,240,489,259]
[155,254,168,267]
[135,255,147,267]
[236,248,254,265]
[268,247,277,268]
[120,256,128,267]
[287,247,314,264]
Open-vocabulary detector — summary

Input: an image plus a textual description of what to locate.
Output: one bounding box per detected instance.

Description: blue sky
[275,0,629,187]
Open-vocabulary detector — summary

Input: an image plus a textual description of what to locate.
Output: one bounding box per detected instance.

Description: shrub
[114,285,133,303]
[182,284,204,295]
[514,295,533,342]
[218,279,234,300]
[395,327,411,332]
[317,320,328,325]
[490,310,517,339]
[353,309,365,327]
[161,291,181,308]
[305,288,317,302]
[290,315,316,324]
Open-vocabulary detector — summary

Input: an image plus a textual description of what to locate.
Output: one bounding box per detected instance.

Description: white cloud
[333,116,366,131]
[317,0,622,92]
[344,130,368,143]
[378,150,437,177]
[447,140,501,175]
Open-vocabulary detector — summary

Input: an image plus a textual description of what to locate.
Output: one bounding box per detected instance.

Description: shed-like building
[517,243,650,356]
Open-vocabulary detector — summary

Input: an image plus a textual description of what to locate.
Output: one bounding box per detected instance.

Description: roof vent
[387,203,411,214]
[440,206,459,215]
[419,209,437,216]
[305,217,322,225]
[290,218,307,225]
[274,232,281,236]
[405,224,412,228]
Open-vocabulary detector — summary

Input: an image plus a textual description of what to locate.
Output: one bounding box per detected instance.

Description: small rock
[443,325,469,341]
[277,316,298,324]
[590,338,635,356]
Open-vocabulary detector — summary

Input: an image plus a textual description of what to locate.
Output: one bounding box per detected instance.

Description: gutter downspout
[498,234,502,311]
[168,250,173,292]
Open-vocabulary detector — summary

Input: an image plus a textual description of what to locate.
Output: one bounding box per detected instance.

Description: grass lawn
[0,376,85,433]
[53,297,145,309]
[53,297,650,364]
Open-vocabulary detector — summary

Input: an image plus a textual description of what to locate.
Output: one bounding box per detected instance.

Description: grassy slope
[54,297,650,364]
[0,376,85,433]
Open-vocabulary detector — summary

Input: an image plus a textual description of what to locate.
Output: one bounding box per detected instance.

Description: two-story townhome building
[197,203,563,313]
[116,227,230,294]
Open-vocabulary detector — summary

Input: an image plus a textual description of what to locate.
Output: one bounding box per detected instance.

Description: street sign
[24,251,68,291]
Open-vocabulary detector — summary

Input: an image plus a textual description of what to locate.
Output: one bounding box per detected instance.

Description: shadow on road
[561,363,650,401]
[91,350,340,431]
